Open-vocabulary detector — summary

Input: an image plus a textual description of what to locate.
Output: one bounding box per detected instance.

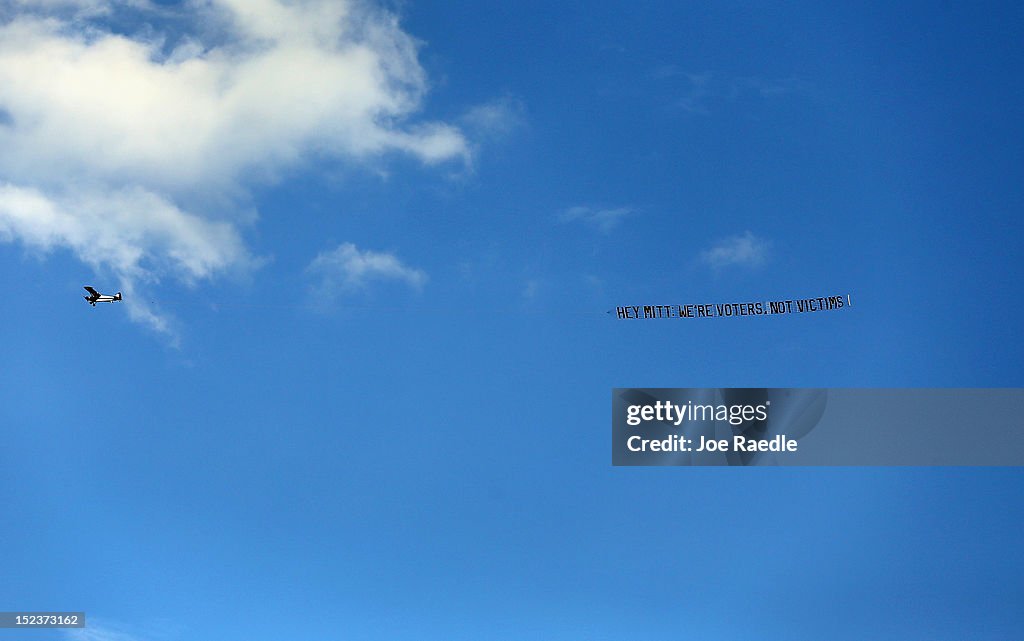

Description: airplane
[83,286,122,306]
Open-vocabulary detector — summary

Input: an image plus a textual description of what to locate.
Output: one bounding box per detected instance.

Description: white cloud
[64,620,154,641]
[699,231,770,269]
[676,72,714,115]
[558,205,633,233]
[0,0,468,338]
[522,278,540,300]
[0,2,469,190]
[307,242,426,301]
[8,0,115,17]
[654,69,811,115]
[461,95,525,140]
[63,618,185,641]
[66,627,138,641]
[0,183,250,336]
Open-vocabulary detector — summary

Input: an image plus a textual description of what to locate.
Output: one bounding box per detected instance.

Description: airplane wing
[83,286,99,296]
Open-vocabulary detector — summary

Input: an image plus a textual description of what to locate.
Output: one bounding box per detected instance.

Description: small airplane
[83,286,122,306]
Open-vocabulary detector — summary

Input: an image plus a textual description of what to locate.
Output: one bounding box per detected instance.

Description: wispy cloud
[673,71,714,115]
[558,205,634,233]
[0,0,468,338]
[0,183,252,338]
[699,231,770,269]
[64,620,166,641]
[461,95,526,141]
[307,242,427,303]
[66,626,140,641]
[653,68,812,115]
[9,0,117,18]
[522,278,540,301]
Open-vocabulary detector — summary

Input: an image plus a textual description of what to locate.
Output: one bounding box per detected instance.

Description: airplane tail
[115,292,122,301]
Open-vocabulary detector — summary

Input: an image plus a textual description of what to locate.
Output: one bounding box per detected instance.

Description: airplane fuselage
[83,289,122,306]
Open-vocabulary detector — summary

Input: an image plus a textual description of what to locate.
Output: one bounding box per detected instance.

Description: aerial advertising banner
[612,388,1024,466]
[613,294,851,319]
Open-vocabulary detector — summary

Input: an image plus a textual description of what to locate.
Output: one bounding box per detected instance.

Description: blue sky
[1,1,1022,639]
